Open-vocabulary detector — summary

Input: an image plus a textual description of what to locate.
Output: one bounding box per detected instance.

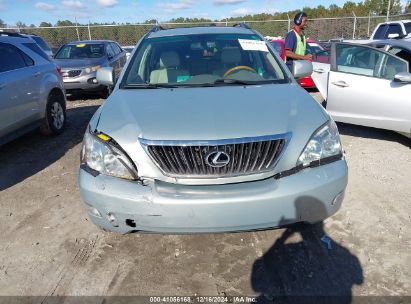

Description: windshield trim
[119,32,290,90]
[122,78,289,89]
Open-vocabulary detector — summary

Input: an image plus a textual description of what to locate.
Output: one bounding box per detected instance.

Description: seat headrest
[160,51,180,68]
[221,47,241,64]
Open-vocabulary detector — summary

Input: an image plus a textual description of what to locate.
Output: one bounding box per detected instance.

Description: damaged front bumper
[78,160,348,234]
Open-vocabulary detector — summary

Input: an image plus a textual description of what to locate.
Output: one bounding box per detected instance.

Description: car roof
[367,39,411,51]
[147,26,256,39]
[0,33,36,44]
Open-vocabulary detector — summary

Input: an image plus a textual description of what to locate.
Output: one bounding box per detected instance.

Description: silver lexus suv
[0,32,66,146]
[79,25,348,233]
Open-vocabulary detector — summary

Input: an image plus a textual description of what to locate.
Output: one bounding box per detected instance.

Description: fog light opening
[126,219,136,228]
[87,77,98,84]
[107,212,119,227]
[86,204,102,218]
[332,192,344,206]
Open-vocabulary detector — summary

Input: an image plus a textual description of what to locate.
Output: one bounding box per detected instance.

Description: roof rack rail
[233,22,251,29]
[0,31,27,38]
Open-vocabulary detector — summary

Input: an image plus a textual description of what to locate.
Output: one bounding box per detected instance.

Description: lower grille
[141,134,290,178]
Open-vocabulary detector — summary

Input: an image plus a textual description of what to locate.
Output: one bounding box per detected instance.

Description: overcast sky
[0,0,370,26]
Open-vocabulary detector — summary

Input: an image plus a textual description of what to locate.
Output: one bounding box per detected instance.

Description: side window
[112,43,121,55]
[21,52,34,66]
[380,55,408,80]
[335,44,407,79]
[405,23,411,35]
[385,24,402,38]
[23,42,49,61]
[106,44,115,58]
[387,47,411,71]
[373,25,387,39]
[0,43,30,72]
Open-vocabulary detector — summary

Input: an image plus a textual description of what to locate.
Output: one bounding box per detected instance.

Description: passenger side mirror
[96,67,115,86]
[394,72,411,83]
[387,33,400,39]
[292,60,313,78]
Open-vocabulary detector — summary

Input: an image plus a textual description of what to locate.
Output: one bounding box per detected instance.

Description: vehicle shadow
[66,92,104,101]
[251,197,363,304]
[337,122,411,148]
[0,105,99,191]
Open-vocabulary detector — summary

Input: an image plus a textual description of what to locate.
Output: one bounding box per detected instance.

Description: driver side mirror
[96,67,115,86]
[387,33,401,39]
[292,60,313,78]
[394,72,411,83]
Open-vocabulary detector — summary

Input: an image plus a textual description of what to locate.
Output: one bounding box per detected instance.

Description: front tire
[40,91,66,135]
[100,86,112,99]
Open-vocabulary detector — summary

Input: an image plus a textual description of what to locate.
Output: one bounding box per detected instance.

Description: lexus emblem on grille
[206,151,230,168]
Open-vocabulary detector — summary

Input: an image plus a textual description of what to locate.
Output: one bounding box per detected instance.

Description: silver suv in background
[0,32,66,145]
[79,25,348,234]
[54,40,126,97]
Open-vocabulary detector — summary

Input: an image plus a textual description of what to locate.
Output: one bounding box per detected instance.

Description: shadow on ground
[66,92,105,101]
[251,197,363,304]
[0,104,99,191]
[337,122,410,148]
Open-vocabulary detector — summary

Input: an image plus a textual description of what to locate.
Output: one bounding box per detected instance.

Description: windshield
[122,33,287,87]
[55,43,105,59]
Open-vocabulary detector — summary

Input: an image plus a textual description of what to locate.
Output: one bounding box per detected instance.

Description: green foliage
[39,22,52,27]
[56,20,74,26]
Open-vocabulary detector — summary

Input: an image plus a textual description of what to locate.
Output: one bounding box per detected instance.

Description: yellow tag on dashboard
[76,44,86,48]
[98,133,111,141]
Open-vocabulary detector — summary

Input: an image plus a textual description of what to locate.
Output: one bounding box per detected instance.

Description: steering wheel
[223,65,257,77]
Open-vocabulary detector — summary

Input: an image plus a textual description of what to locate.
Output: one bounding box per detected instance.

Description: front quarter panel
[38,66,65,119]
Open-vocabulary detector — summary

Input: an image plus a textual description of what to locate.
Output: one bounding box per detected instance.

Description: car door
[114,42,127,67]
[111,42,124,77]
[0,43,38,137]
[322,43,411,133]
[106,43,119,78]
[312,61,330,100]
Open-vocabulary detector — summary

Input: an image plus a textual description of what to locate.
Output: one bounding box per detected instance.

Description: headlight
[84,65,101,74]
[297,119,342,167]
[80,130,138,180]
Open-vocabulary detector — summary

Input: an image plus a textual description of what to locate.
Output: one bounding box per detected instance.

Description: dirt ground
[0,93,410,302]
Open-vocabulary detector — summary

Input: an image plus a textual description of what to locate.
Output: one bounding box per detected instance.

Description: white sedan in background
[311,41,411,138]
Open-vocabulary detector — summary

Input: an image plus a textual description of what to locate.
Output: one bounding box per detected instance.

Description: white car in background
[311,42,411,138]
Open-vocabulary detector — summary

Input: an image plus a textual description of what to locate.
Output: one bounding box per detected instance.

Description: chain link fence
[1,13,410,49]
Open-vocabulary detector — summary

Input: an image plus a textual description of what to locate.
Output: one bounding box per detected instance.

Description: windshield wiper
[122,83,178,89]
[213,78,254,85]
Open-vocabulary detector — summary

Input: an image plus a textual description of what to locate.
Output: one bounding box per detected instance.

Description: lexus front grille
[140,133,291,178]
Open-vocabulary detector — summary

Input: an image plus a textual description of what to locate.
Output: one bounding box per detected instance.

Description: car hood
[53,58,104,69]
[93,83,330,178]
[97,83,327,140]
